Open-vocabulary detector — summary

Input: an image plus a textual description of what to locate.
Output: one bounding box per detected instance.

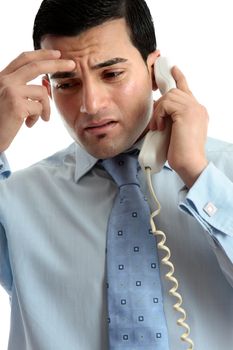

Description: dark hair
[33,0,156,61]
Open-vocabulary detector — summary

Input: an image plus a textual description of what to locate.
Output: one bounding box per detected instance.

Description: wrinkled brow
[50,57,128,80]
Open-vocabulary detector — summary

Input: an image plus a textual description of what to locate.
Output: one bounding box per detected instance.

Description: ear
[42,75,52,99]
[146,50,161,90]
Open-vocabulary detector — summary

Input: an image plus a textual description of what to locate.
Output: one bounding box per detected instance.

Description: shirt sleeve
[0,153,12,293]
[179,162,233,286]
[0,223,12,295]
[0,153,11,179]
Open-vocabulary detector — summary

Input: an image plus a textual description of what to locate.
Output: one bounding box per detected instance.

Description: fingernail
[51,50,61,57]
[66,60,76,68]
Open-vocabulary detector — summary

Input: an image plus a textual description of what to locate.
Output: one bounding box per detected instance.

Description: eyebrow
[50,57,128,80]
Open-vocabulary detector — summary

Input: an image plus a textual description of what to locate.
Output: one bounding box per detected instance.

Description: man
[0,0,232,349]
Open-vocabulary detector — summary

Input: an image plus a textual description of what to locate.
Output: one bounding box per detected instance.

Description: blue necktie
[102,153,170,349]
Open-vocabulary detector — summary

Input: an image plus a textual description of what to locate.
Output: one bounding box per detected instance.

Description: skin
[0,18,208,187]
[41,19,157,159]
[0,50,75,150]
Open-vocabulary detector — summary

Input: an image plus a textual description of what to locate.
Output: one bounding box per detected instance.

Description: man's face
[42,19,159,158]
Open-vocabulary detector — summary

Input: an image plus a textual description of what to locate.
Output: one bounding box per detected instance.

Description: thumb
[172,66,193,96]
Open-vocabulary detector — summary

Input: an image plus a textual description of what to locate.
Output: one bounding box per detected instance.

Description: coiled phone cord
[145,168,194,350]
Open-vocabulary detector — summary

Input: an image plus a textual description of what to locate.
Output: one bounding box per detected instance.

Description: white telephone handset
[139,57,176,173]
[139,57,194,349]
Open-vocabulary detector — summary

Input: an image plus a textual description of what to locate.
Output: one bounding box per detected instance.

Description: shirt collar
[74,138,172,182]
[74,143,98,182]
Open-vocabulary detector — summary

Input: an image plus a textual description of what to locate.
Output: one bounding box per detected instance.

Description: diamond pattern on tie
[102,153,170,349]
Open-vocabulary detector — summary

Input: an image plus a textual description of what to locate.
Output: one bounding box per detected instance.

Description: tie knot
[101,152,140,187]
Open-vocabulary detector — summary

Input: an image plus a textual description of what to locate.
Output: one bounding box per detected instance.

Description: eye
[103,71,124,80]
[55,80,81,91]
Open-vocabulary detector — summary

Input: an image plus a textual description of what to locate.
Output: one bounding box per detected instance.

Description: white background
[0,0,233,348]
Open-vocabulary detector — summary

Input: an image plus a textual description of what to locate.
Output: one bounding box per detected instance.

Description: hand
[150,66,209,188]
[0,50,75,152]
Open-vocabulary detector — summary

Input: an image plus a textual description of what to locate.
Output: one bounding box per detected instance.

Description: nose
[80,77,108,115]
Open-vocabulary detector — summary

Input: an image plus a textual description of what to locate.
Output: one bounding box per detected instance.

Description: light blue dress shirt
[0,137,233,350]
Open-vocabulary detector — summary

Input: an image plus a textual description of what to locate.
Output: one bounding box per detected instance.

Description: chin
[85,145,122,159]
[85,138,136,159]
[72,127,143,159]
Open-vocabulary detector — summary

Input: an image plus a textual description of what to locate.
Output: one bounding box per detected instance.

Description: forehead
[41,18,138,63]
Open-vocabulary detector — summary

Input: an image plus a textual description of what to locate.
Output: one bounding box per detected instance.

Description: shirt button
[203,202,218,217]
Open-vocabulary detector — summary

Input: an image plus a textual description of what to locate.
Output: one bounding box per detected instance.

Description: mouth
[84,120,118,135]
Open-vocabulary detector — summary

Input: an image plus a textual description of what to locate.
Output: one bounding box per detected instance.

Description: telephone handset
[138,56,176,173]
[139,57,194,349]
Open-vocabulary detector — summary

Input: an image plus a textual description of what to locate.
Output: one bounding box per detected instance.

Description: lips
[84,119,118,135]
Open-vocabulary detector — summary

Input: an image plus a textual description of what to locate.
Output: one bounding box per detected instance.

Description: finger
[25,115,40,128]
[151,116,166,131]
[23,99,45,122]
[172,66,193,96]
[151,88,195,126]
[1,49,61,76]
[149,100,159,130]
[163,88,195,105]
[9,59,76,84]
[152,100,181,130]
[150,97,167,131]
[21,85,51,121]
